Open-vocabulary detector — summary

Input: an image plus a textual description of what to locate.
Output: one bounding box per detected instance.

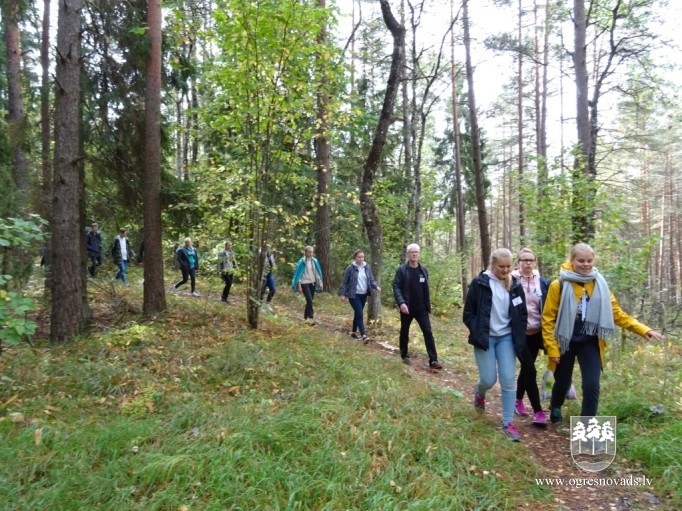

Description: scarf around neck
[553,267,615,354]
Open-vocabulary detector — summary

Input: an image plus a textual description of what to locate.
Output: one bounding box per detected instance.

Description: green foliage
[0,215,46,349]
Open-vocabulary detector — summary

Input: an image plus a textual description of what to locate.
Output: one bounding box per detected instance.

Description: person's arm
[611,293,664,340]
[462,279,477,330]
[392,266,405,306]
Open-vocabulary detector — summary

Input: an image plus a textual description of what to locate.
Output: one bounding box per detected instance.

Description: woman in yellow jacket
[542,243,664,424]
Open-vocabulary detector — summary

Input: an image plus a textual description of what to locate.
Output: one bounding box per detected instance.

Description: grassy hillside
[1,273,679,510]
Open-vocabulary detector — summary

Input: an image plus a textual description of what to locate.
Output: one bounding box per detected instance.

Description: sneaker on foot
[473,387,485,411]
[566,384,578,400]
[402,356,411,365]
[191,291,201,297]
[362,335,370,344]
[515,399,529,416]
[429,360,443,370]
[168,285,178,294]
[350,332,359,339]
[267,304,275,313]
[502,423,522,442]
[550,407,563,424]
[532,410,548,427]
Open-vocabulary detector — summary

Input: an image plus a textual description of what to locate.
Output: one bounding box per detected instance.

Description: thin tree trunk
[51,0,84,343]
[314,0,332,292]
[143,0,166,315]
[401,0,414,248]
[572,0,595,242]
[3,0,29,200]
[462,0,490,268]
[41,0,52,221]
[450,0,467,301]
[361,0,405,320]
[517,0,525,246]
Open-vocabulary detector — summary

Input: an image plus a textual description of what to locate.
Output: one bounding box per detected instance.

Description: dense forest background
[2,0,682,343]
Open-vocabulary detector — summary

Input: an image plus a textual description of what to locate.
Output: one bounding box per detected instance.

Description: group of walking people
[328,241,664,444]
[92,226,663,444]
[464,243,664,442]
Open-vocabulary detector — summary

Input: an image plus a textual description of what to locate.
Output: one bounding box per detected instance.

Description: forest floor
[22,273,673,510]
[244,289,668,511]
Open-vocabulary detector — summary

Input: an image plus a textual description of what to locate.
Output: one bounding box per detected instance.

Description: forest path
[257,292,668,511]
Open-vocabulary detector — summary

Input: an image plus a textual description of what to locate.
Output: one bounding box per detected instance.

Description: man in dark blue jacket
[86,222,102,277]
[392,243,442,370]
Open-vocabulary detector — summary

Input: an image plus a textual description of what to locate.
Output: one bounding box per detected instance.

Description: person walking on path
[260,244,277,312]
[542,242,664,424]
[86,222,102,277]
[463,248,528,442]
[392,243,443,370]
[218,240,238,303]
[339,249,381,343]
[106,228,134,286]
[170,237,200,296]
[291,245,323,326]
[511,247,549,427]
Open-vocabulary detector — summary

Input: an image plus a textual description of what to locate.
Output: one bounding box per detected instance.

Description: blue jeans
[474,334,516,426]
[348,293,369,336]
[115,260,129,284]
[260,273,276,302]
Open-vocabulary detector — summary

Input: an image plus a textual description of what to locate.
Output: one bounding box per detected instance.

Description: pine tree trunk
[143,0,167,315]
[51,0,84,343]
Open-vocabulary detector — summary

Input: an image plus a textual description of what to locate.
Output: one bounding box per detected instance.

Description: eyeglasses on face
[519,259,535,263]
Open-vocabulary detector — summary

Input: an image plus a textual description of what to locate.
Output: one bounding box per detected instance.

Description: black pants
[88,255,101,276]
[221,272,234,300]
[301,283,316,319]
[516,331,543,413]
[175,267,196,293]
[551,338,601,416]
[399,309,438,363]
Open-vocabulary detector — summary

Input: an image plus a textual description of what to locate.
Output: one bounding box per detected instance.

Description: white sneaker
[168,285,177,294]
[267,304,275,313]
[191,291,201,297]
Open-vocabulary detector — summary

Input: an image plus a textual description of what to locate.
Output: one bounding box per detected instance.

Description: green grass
[1,277,680,510]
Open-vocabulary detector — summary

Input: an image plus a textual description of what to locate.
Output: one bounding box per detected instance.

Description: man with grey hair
[392,243,442,369]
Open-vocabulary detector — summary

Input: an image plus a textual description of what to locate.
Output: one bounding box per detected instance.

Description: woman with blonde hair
[464,248,528,441]
[542,243,664,424]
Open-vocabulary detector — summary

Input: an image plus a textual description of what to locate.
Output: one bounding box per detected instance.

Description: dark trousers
[348,293,369,335]
[516,331,543,413]
[260,273,276,302]
[301,283,316,319]
[175,267,196,292]
[399,309,438,363]
[551,338,601,416]
[221,272,234,300]
[88,255,101,276]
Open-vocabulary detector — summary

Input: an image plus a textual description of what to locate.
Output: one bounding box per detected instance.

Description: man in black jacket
[392,243,442,369]
[86,222,102,277]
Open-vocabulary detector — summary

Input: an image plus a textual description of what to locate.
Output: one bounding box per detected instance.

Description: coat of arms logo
[570,416,617,472]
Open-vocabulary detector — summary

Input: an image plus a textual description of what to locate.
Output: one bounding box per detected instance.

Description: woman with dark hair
[339,249,381,343]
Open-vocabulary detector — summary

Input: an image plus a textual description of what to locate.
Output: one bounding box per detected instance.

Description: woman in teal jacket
[291,246,323,325]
